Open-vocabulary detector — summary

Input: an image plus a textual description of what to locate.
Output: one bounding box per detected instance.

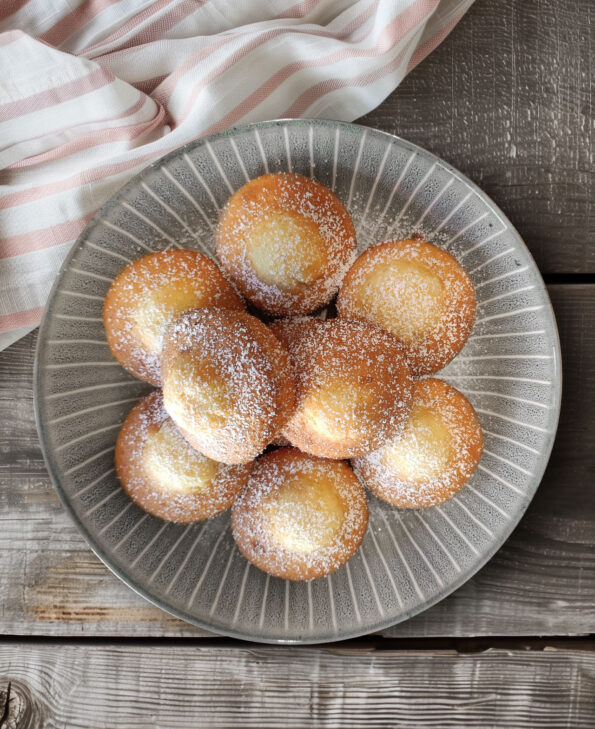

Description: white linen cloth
[0,0,474,349]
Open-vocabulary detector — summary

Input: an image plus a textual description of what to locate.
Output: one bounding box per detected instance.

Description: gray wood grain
[0,644,593,728]
[361,0,594,275]
[0,285,592,638]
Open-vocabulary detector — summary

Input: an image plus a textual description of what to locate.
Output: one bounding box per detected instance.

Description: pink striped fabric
[0,0,474,349]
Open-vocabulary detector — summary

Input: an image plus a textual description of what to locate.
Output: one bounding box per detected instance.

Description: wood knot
[0,679,40,729]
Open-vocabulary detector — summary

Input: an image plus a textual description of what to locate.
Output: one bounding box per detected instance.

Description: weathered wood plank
[361,0,593,275]
[0,644,593,728]
[0,285,592,637]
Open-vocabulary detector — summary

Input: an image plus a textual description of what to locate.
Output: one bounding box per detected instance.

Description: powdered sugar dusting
[270,317,413,459]
[161,308,295,464]
[354,378,483,509]
[115,390,252,523]
[337,238,476,375]
[104,249,244,385]
[232,448,368,581]
[107,166,483,576]
[216,173,356,316]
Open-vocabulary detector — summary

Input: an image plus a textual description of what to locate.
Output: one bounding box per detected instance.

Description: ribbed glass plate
[35,119,561,643]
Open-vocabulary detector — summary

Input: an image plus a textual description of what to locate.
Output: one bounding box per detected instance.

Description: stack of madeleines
[104,172,483,581]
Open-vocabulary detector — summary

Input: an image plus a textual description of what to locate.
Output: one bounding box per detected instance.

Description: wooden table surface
[1,1,593,726]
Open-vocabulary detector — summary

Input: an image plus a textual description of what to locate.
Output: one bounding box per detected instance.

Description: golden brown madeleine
[104,249,245,385]
[354,378,483,508]
[161,308,296,464]
[337,237,476,376]
[215,173,356,316]
[232,447,368,580]
[115,391,252,522]
[270,317,413,459]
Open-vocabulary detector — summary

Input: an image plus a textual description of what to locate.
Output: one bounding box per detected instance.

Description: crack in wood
[0,682,10,729]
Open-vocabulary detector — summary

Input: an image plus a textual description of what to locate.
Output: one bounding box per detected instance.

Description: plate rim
[33,118,563,644]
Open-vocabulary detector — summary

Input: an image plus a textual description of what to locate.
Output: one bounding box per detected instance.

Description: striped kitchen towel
[0,0,474,350]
